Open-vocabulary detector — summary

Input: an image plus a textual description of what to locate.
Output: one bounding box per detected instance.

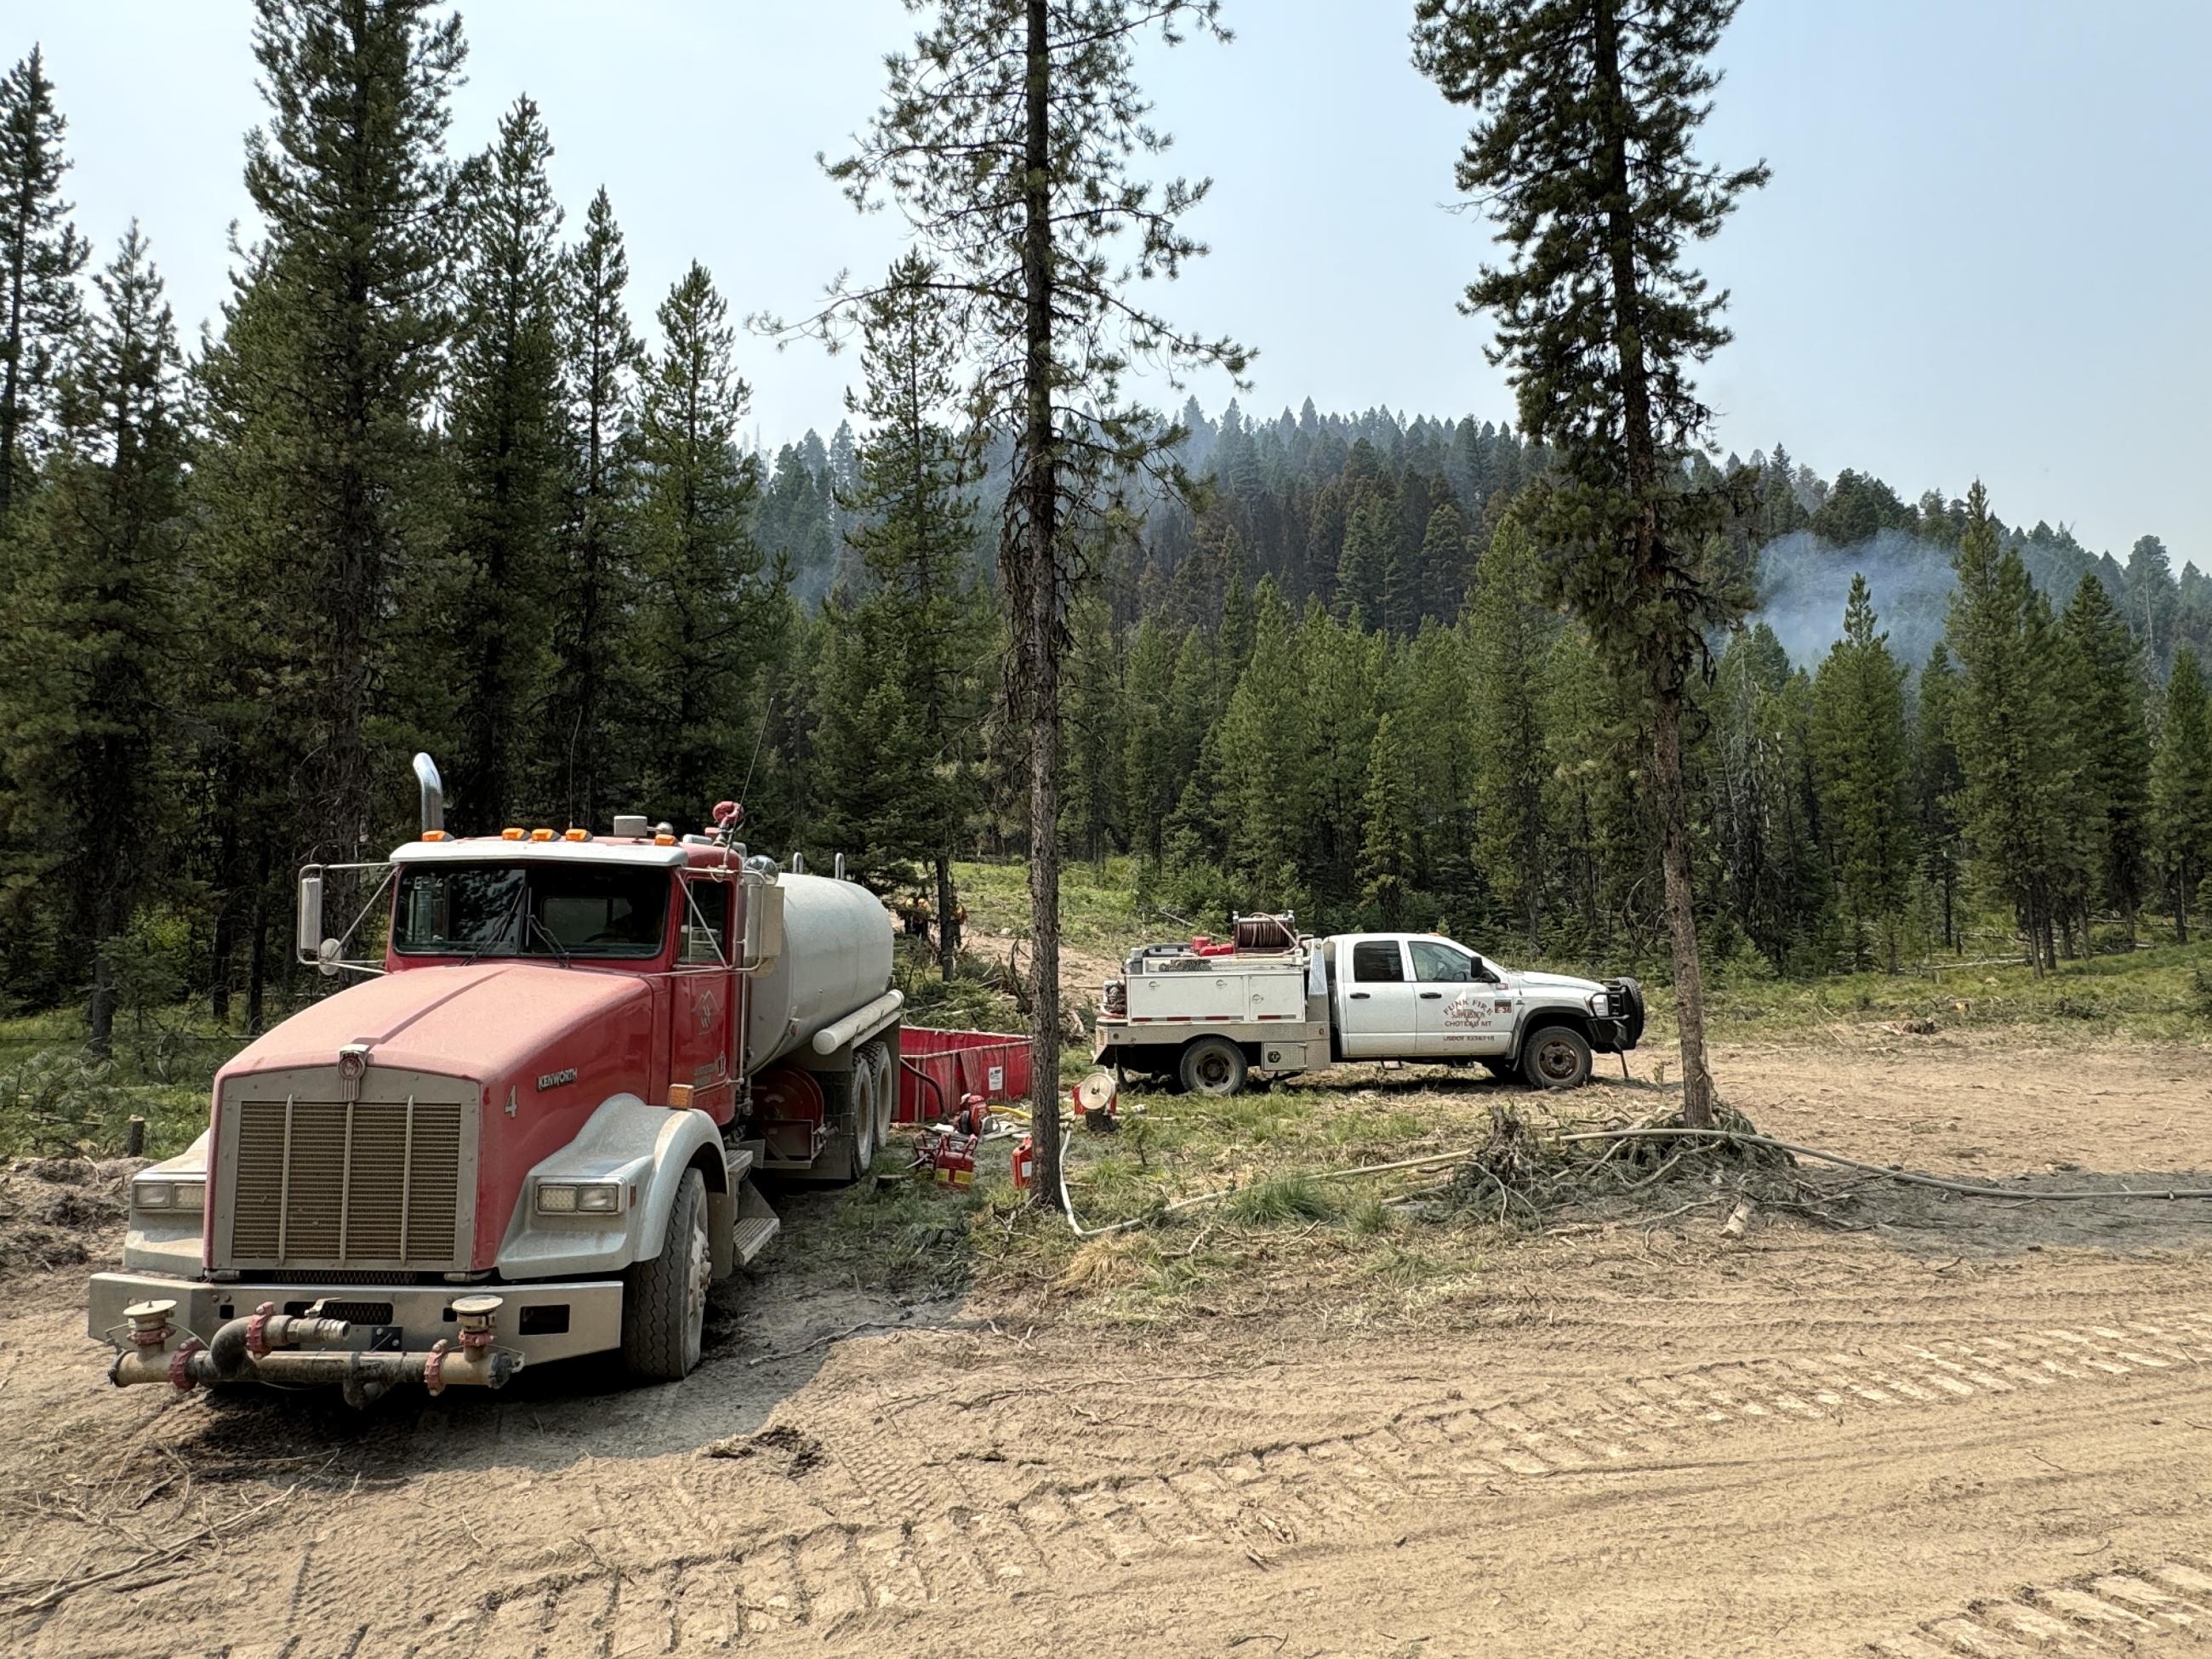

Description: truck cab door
[670,877,736,1121]
[1411,938,1514,1058]
[1338,937,1417,1058]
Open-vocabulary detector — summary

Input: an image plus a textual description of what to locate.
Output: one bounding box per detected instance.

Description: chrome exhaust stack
[412,752,444,835]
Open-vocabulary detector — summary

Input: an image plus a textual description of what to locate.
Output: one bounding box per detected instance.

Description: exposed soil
[0,1160,140,1285]
[3,1036,2211,1657]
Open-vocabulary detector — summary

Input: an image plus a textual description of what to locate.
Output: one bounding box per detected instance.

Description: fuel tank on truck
[745,871,894,1069]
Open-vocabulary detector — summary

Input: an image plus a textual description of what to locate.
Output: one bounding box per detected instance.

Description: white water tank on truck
[745,871,894,1069]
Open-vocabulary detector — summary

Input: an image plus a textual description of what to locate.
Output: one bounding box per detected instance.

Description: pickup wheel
[1520,1025,1593,1090]
[1179,1036,1249,1097]
[622,1167,708,1381]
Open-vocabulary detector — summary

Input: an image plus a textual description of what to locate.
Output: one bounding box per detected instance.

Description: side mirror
[296,871,324,964]
[316,937,345,979]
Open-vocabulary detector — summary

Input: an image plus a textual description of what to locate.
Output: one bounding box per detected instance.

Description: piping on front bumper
[90,1270,624,1401]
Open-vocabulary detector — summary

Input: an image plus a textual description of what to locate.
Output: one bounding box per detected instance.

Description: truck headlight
[1587,991,1611,1018]
[537,1180,624,1216]
[132,1177,204,1212]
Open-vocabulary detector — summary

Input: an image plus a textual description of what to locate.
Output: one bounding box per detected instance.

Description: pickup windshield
[393,863,668,959]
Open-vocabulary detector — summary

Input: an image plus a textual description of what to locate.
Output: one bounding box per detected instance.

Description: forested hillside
[0,10,2208,1047]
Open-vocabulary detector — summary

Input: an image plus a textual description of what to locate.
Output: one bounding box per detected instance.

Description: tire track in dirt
[418,1309,2212,1655]
[1875,1558,2212,1656]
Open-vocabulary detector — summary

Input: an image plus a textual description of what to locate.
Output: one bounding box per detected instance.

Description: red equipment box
[897,1028,1033,1124]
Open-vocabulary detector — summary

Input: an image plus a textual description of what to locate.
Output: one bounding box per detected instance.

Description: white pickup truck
[1093,920,1644,1097]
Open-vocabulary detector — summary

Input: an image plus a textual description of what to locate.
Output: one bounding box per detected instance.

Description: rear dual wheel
[848,1062,878,1175]
[1178,1036,1249,1097]
[860,1040,897,1147]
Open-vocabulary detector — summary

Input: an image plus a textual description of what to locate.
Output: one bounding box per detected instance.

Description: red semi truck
[89,756,910,1404]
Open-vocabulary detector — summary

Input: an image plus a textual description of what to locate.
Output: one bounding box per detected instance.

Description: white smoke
[1753,527,1959,671]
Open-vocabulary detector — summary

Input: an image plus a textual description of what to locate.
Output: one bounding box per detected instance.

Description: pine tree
[1946,482,2072,971]
[1118,618,1182,866]
[630,262,778,827]
[0,46,88,525]
[1914,644,1965,952]
[1415,0,1767,1126]
[2060,573,2152,939]
[548,186,641,831]
[214,0,465,861]
[1709,624,1828,972]
[831,254,992,972]
[820,0,1247,1194]
[447,96,566,831]
[1212,580,1310,904]
[1417,499,1474,625]
[2150,648,2212,942]
[1465,514,1556,950]
[1357,712,1417,922]
[0,227,185,1050]
[1061,591,1124,868]
[1300,603,1387,905]
[1398,621,1479,919]
[1810,574,1913,969]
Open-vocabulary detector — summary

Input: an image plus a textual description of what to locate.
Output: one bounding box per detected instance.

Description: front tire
[623,1168,708,1381]
[1520,1025,1593,1090]
[1179,1035,1249,1097]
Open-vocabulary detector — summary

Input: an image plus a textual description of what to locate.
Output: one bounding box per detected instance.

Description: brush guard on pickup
[106,1294,522,1409]
[1602,978,1646,1050]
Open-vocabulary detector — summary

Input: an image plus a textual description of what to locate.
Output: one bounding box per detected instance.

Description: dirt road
[3,1035,2209,1658]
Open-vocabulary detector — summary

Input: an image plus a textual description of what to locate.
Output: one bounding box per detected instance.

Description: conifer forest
[0,0,2207,1075]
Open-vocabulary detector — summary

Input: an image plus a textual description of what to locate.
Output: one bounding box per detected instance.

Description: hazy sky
[8,1,2207,568]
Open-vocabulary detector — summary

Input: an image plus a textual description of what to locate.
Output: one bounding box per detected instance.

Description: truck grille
[226,1095,468,1270]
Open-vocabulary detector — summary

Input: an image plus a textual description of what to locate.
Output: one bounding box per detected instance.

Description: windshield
[393,863,669,959]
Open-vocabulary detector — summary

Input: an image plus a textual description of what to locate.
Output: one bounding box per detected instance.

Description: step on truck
[1093,915,1645,1097]
[91,755,909,1405]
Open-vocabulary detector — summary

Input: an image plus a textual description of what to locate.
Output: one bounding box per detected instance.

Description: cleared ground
[3,1030,2210,1658]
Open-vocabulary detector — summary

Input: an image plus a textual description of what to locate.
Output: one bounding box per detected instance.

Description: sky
[5,0,2207,569]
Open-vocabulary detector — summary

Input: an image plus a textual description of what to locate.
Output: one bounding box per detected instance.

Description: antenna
[738,690,777,815]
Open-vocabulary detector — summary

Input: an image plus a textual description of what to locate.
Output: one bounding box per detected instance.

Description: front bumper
[89,1270,624,1370]
[1588,1016,1636,1052]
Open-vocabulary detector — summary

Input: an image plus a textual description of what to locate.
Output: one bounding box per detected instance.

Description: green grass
[953,856,1157,956]
[1672,940,2212,1046]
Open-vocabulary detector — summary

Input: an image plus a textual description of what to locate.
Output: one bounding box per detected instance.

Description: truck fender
[121,1131,213,1276]
[494,1097,727,1280]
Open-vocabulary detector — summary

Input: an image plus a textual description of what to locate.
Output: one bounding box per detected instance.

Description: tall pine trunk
[1594,0,1714,1127]
[1021,0,1065,1204]
[1650,693,1716,1117]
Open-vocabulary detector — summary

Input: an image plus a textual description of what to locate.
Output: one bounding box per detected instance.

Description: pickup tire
[1520,1025,1592,1090]
[622,1167,708,1381]
[1178,1035,1249,1097]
